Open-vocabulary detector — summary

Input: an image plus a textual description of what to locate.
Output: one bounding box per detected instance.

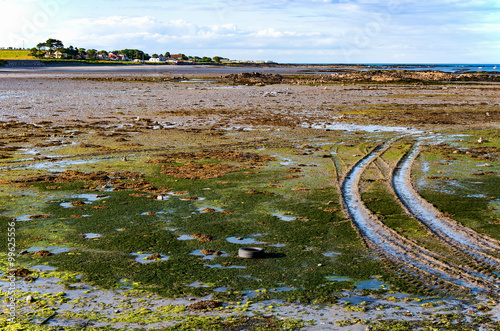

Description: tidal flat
[0,66,499,330]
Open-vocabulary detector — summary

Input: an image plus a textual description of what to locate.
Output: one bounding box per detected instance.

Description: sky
[0,0,499,63]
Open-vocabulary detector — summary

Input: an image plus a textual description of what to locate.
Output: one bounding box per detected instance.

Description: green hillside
[0,49,35,60]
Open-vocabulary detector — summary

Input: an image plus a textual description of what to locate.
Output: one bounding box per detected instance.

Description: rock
[146,253,162,260]
[26,295,34,303]
[34,250,53,257]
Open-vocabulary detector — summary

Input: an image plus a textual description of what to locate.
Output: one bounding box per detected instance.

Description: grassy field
[0,49,35,60]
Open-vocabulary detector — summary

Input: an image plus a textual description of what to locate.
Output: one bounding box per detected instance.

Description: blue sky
[1,0,499,63]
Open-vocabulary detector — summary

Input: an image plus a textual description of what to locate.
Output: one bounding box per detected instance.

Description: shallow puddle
[355,278,387,290]
[308,122,423,134]
[242,288,266,298]
[30,265,57,271]
[269,286,297,292]
[177,234,196,240]
[131,253,170,263]
[326,275,351,282]
[272,213,296,222]
[226,237,265,244]
[7,158,101,172]
[190,249,229,259]
[204,264,246,269]
[27,246,71,254]
[322,251,341,257]
[179,197,205,201]
[60,201,89,208]
[213,287,229,292]
[186,281,211,288]
[61,194,109,208]
[83,233,102,239]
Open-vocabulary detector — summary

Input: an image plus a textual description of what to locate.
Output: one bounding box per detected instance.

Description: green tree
[213,56,222,63]
[64,46,79,58]
[87,49,97,59]
[29,47,43,58]
[45,38,64,51]
[113,49,149,60]
[164,52,170,58]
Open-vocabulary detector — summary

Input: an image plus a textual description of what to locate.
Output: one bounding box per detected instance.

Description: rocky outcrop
[222,70,500,85]
[222,72,284,85]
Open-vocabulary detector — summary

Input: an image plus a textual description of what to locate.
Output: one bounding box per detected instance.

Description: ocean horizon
[291,63,499,73]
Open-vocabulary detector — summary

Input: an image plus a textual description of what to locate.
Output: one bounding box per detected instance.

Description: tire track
[339,140,495,293]
[393,141,500,269]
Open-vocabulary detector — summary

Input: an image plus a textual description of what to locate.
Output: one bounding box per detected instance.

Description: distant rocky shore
[222,70,500,85]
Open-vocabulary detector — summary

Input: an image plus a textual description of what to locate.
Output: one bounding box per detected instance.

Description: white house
[44,50,67,59]
[148,56,167,62]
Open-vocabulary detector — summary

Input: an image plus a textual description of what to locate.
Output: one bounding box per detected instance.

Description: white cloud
[1,0,498,63]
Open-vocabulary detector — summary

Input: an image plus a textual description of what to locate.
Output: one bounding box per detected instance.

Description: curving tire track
[393,142,500,269]
[339,140,498,293]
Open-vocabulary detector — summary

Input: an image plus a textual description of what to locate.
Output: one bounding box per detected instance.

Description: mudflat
[0,66,499,330]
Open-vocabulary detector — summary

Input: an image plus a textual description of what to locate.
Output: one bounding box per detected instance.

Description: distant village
[23,38,276,64]
[44,50,275,64]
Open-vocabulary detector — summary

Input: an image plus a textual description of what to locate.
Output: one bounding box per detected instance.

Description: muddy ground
[0,66,499,330]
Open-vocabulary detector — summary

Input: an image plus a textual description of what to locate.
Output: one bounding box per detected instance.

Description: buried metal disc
[238,247,265,259]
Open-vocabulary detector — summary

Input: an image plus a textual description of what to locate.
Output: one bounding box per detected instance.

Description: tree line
[29,38,224,63]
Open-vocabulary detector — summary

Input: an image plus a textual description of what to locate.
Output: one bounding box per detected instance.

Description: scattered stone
[28,214,52,219]
[34,250,53,257]
[182,196,199,200]
[24,275,36,282]
[188,300,223,310]
[200,249,223,256]
[146,253,162,260]
[46,186,62,190]
[7,268,31,277]
[200,208,217,213]
[190,233,214,242]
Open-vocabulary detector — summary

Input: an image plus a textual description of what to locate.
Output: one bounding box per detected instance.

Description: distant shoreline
[2,59,499,74]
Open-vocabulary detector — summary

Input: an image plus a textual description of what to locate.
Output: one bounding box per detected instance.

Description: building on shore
[148,56,168,62]
[44,50,67,59]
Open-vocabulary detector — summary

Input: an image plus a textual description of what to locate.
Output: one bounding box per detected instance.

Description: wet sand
[0,67,498,129]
